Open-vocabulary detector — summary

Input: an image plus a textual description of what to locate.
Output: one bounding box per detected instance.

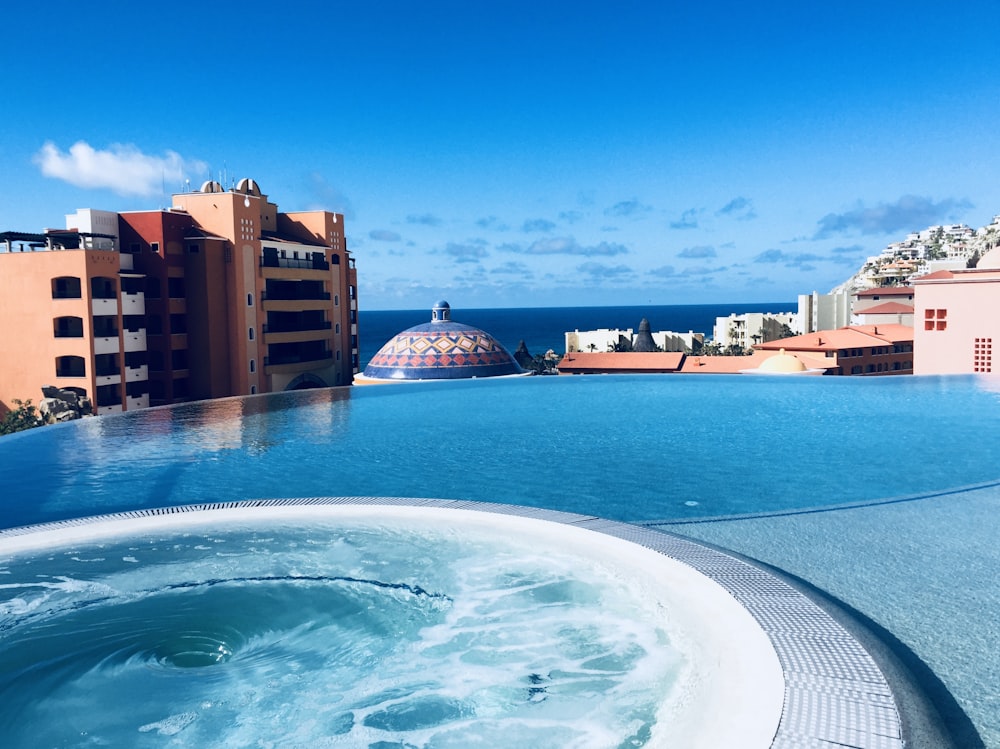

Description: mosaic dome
[361,301,526,381]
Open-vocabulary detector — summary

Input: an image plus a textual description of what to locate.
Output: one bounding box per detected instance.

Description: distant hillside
[831,216,1000,294]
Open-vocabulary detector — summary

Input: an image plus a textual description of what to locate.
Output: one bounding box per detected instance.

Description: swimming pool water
[2,373,999,746]
[1,374,999,529]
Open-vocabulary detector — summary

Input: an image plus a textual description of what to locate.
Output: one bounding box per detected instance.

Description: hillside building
[0,179,358,416]
[851,287,915,327]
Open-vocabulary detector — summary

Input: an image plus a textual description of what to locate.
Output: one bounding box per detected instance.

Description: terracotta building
[754,324,913,375]
[0,179,358,416]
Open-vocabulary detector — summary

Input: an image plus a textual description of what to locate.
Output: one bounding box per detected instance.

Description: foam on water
[0,507,781,748]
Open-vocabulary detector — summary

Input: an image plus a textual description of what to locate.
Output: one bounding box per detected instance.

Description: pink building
[912,250,1000,375]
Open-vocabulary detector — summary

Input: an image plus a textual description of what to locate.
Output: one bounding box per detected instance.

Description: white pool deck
[0,497,905,749]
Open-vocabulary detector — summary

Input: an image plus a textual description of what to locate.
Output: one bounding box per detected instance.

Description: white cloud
[34,140,207,197]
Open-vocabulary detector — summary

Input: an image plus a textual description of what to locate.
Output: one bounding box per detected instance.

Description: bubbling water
[0,513,691,748]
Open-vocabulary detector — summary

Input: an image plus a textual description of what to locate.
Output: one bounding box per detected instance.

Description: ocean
[358,303,796,368]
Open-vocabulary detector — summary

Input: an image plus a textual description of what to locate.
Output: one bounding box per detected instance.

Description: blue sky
[2,1,999,310]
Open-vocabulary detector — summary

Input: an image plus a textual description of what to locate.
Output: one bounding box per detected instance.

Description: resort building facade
[912,248,1000,375]
[754,324,914,376]
[0,179,358,416]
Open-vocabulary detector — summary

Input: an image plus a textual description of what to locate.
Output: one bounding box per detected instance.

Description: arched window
[90,276,117,299]
[53,316,84,338]
[52,277,82,299]
[249,359,256,373]
[56,355,86,377]
[249,327,255,341]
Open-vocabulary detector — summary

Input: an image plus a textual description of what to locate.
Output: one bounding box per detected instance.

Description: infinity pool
[2,375,1000,528]
[1,374,998,746]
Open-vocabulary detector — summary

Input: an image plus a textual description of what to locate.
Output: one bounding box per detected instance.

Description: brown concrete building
[0,179,358,416]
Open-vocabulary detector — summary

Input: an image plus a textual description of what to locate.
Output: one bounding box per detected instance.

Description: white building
[713,311,799,351]
[797,291,851,334]
[565,328,633,353]
[565,327,704,353]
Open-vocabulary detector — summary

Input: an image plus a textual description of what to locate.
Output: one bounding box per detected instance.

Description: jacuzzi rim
[0,496,903,749]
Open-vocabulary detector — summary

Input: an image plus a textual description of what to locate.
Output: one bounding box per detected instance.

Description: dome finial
[432,300,451,322]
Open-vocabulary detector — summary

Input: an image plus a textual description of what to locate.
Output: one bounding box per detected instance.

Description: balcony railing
[263,321,332,334]
[264,351,333,367]
[261,256,330,271]
[261,291,331,302]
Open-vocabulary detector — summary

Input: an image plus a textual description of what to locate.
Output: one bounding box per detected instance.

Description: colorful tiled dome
[361,301,526,381]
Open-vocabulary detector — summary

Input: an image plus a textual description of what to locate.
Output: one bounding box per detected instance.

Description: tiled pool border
[0,497,904,749]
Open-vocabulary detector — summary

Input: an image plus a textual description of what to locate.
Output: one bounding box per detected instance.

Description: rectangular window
[151,242,160,254]
[169,313,187,334]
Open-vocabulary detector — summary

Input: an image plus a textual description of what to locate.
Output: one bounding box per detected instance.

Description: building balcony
[262,321,332,334]
[125,365,149,383]
[263,351,333,375]
[261,290,331,302]
[265,350,333,367]
[261,298,332,312]
[94,336,120,355]
[92,298,118,316]
[264,329,333,345]
[123,330,147,352]
[126,393,150,410]
[121,292,145,315]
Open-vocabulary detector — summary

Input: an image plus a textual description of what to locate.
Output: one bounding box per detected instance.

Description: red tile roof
[755,324,913,351]
[556,351,685,374]
[679,350,833,373]
[854,302,914,315]
[855,286,914,297]
[912,270,956,281]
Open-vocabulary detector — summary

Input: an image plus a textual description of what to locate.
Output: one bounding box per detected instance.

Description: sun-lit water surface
[2,374,1000,530]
